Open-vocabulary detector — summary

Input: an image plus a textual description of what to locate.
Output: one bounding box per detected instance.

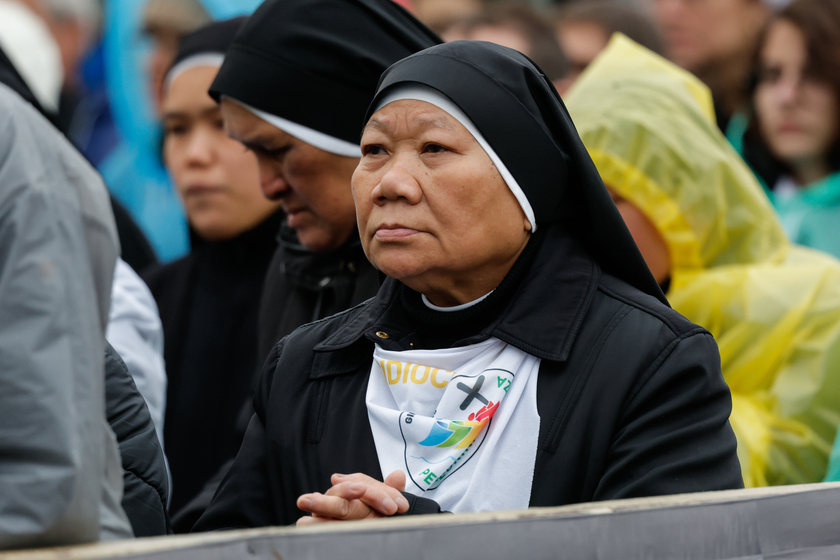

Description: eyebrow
[364,115,456,134]
[162,106,221,121]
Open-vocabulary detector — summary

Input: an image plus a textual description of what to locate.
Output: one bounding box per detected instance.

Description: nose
[775,77,800,106]
[371,154,423,206]
[184,127,216,168]
[654,0,683,25]
[255,155,290,201]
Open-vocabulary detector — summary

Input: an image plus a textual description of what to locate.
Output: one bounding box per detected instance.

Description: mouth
[184,184,224,197]
[777,123,805,134]
[375,225,419,241]
[284,207,310,228]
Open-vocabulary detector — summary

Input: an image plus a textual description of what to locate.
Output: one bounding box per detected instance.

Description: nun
[195,41,743,530]
[142,17,283,525]
[207,0,442,367]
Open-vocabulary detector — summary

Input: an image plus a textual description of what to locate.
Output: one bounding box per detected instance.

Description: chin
[370,252,430,283]
[296,229,348,253]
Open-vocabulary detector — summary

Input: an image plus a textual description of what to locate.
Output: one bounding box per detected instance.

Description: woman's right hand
[295,470,409,525]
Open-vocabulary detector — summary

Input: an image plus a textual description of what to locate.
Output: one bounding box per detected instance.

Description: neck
[411,237,531,308]
[790,156,832,186]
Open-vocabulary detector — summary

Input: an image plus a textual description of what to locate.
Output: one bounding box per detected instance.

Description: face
[353,100,532,306]
[653,0,767,72]
[607,187,670,285]
[163,66,281,242]
[754,19,839,174]
[219,99,360,252]
[556,21,608,87]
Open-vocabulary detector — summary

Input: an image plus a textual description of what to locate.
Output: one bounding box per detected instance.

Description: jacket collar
[314,223,600,362]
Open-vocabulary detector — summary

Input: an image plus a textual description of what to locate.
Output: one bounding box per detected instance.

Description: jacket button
[376,331,390,339]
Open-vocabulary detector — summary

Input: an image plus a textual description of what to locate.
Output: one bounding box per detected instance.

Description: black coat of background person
[105,342,172,536]
[143,211,283,518]
[194,41,741,530]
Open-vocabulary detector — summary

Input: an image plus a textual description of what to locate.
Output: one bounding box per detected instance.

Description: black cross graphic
[456,375,489,410]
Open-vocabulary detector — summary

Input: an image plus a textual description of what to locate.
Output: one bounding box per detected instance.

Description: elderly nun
[195,41,742,530]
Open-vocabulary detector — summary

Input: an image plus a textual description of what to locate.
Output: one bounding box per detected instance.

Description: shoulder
[595,273,706,340]
[571,273,718,396]
[141,254,197,296]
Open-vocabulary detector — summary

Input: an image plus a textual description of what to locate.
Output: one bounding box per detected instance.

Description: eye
[362,144,387,156]
[758,66,782,85]
[423,143,449,154]
[245,144,292,160]
[163,123,189,137]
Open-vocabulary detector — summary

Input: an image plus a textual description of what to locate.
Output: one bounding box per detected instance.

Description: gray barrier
[4,483,840,560]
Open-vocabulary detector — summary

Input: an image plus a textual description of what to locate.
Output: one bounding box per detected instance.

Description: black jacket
[104,342,171,536]
[195,225,743,530]
[256,225,381,365]
[143,212,281,518]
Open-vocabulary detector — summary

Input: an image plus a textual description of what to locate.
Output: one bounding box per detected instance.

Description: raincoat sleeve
[0,83,132,548]
[0,185,101,548]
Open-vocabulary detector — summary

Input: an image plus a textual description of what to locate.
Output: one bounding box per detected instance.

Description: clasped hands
[296,470,409,525]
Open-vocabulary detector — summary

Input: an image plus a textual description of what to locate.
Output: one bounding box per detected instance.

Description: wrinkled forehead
[364,99,463,137]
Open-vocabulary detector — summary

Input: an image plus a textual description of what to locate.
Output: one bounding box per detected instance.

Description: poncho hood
[566,34,789,272]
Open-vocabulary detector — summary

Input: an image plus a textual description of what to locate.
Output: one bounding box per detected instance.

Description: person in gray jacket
[0,80,134,548]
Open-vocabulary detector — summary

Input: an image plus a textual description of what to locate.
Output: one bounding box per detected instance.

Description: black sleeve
[104,341,171,536]
[394,493,446,516]
[192,343,283,532]
[593,331,744,500]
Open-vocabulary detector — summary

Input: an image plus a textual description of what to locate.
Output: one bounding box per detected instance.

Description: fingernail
[333,473,346,478]
[383,496,397,512]
[397,496,409,510]
[302,498,313,509]
[350,483,365,493]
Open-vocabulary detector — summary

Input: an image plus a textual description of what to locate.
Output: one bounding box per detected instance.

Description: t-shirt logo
[395,368,513,491]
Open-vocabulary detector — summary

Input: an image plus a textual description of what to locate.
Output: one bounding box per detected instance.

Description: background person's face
[653,0,766,72]
[755,19,839,173]
[607,187,670,285]
[353,99,531,306]
[220,99,359,252]
[163,66,281,241]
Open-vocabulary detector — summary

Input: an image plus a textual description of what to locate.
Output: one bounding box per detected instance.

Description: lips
[285,207,310,228]
[184,184,224,197]
[375,225,419,240]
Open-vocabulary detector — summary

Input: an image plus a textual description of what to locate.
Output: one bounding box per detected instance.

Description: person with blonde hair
[566,34,840,487]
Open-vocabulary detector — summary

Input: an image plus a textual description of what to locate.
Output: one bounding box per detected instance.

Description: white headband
[224,97,362,158]
[165,53,225,91]
[374,85,536,231]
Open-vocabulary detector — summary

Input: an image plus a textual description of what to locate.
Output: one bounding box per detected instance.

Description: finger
[296,515,334,526]
[296,492,370,520]
[383,471,409,513]
[324,481,367,500]
[326,472,409,515]
[384,470,406,492]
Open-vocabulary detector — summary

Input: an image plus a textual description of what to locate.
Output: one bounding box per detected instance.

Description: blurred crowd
[3,0,840,549]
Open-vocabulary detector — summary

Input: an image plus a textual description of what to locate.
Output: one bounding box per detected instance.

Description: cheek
[806,88,840,142]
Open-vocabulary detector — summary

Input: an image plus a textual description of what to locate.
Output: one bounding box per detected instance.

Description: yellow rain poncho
[565,35,840,487]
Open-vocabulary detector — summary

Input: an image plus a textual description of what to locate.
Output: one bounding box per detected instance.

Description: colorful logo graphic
[401,371,511,492]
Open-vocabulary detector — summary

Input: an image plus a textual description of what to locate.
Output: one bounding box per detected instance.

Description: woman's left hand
[296,471,409,525]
